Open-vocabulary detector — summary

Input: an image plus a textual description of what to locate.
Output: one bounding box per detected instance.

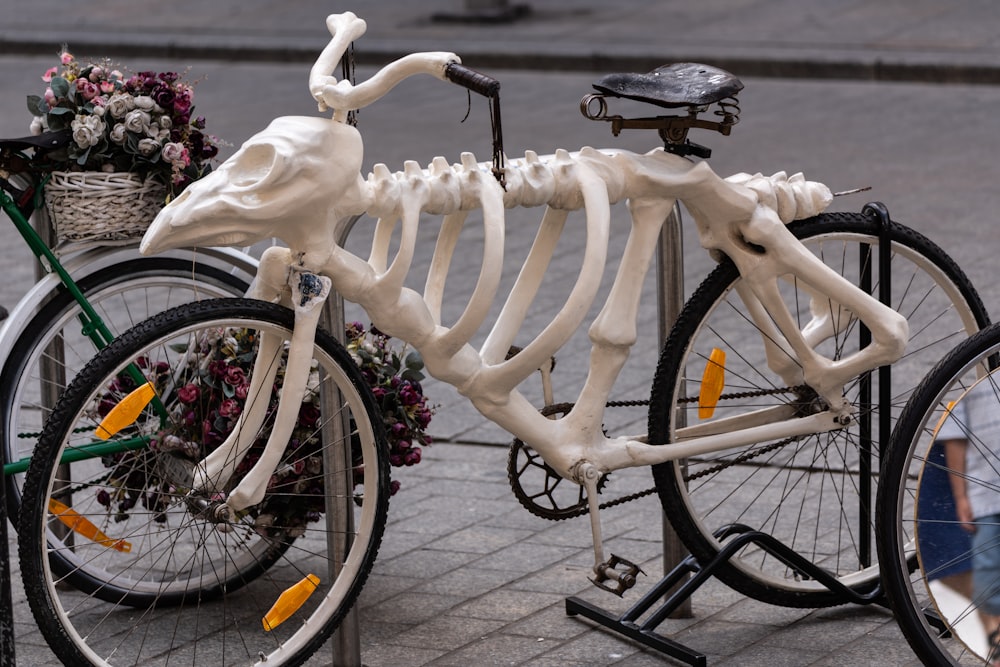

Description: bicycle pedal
[590,553,643,596]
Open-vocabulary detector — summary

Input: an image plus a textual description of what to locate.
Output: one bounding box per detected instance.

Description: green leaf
[401,368,425,383]
[47,112,68,131]
[26,94,46,116]
[75,146,91,166]
[50,76,70,99]
[47,106,74,115]
[404,352,425,371]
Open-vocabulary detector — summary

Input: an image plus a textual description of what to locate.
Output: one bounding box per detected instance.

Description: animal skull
[141,116,370,255]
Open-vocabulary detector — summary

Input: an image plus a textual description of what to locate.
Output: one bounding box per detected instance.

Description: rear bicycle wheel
[878,323,1000,665]
[2,256,250,516]
[649,212,988,607]
[18,298,389,666]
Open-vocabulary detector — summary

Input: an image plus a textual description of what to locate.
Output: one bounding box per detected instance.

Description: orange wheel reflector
[48,497,131,553]
[94,382,155,440]
[262,574,321,631]
[698,348,726,420]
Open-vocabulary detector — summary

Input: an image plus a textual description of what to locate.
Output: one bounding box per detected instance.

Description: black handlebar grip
[444,62,500,97]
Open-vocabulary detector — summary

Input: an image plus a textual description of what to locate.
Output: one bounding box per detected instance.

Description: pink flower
[218,398,241,418]
[75,78,99,101]
[399,383,422,407]
[223,366,245,387]
[177,383,200,404]
[41,66,57,83]
[298,403,321,428]
[100,81,116,94]
[43,88,56,106]
[60,51,74,65]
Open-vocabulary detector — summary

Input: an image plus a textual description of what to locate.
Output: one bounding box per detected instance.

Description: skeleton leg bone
[223,271,332,514]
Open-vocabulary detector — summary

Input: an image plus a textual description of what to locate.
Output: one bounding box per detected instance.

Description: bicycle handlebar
[444,62,500,98]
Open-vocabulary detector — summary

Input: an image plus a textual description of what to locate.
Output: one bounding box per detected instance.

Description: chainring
[506,403,610,520]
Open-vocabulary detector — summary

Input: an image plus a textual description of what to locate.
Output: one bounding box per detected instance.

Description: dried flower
[90,324,434,540]
[26,49,222,196]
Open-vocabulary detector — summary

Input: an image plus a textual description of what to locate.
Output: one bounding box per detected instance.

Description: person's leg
[972,514,1000,664]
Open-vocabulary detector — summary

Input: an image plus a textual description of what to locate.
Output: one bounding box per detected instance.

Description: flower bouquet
[344,322,435,495]
[92,324,433,540]
[26,49,221,245]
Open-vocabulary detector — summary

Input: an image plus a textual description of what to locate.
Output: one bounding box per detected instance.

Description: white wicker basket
[44,171,167,246]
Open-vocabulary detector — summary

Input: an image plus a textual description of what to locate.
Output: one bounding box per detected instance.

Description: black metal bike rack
[566,525,887,666]
[566,202,898,665]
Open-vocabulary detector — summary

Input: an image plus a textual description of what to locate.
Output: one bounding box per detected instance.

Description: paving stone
[374,546,482,580]
[473,541,583,573]
[503,604,597,640]
[452,588,565,623]
[362,591,467,626]
[422,632,550,667]
[411,564,523,598]
[392,615,507,651]
[524,629,643,666]
[425,525,537,555]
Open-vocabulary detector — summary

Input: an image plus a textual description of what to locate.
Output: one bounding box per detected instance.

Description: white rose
[105,93,134,119]
[124,109,151,134]
[133,95,157,112]
[109,123,127,145]
[137,138,160,156]
[91,104,106,118]
[29,116,45,135]
[71,114,105,149]
[158,115,172,130]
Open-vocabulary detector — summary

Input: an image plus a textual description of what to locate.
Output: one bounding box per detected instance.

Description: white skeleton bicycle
[16,12,989,666]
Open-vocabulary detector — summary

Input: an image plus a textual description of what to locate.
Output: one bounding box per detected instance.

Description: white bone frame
[142,11,908,521]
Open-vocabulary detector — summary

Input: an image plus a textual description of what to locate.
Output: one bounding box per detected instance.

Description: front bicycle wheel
[878,323,1000,666]
[2,256,250,516]
[650,212,988,607]
[18,298,389,666]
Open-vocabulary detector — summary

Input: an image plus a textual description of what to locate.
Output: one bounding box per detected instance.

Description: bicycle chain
[507,385,808,520]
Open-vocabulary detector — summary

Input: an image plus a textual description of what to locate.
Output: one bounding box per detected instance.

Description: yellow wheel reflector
[48,498,131,553]
[94,382,156,440]
[263,574,321,631]
[698,348,726,420]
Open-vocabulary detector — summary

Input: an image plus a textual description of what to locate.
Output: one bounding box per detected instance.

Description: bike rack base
[566,525,887,666]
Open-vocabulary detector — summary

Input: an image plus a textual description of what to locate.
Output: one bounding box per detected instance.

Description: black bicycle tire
[877,323,1000,665]
[18,298,390,667]
[1,256,249,516]
[649,212,989,608]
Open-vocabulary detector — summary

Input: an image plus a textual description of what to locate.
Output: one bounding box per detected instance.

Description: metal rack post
[323,214,364,666]
[655,202,692,618]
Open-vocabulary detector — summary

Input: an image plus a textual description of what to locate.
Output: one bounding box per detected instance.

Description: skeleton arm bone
[309,13,459,121]
[734,204,908,409]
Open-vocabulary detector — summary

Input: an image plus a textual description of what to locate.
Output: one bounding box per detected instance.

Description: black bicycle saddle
[593,63,743,109]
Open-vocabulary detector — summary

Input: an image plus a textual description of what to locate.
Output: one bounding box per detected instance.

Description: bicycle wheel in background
[878,323,1000,666]
[1,256,250,516]
[18,298,389,666]
[649,212,989,608]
